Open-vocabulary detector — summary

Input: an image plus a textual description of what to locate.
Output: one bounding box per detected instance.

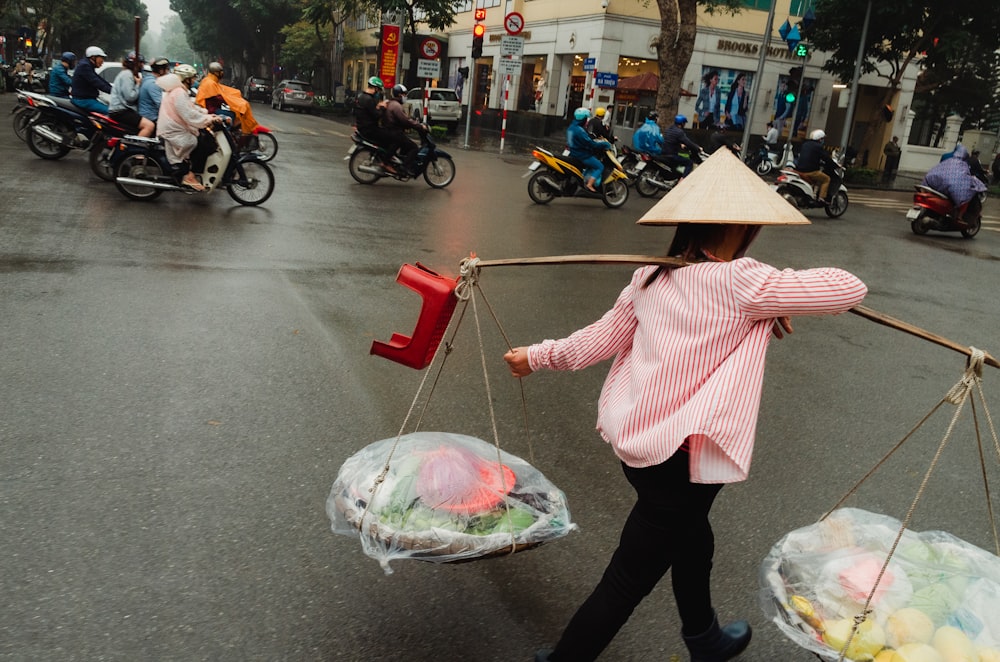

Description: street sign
[595,72,619,88]
[416,58,441,79]
[498,58,522,76]
[583,57,596,71]
[419,37,441,59]
[500,35,524,57]
[504,12,524,35]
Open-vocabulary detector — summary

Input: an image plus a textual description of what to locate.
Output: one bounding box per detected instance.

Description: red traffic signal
[473,23,485,38]
[474,8,486,20]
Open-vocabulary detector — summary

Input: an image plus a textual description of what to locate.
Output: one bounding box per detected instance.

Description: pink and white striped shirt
[527,258,867,483]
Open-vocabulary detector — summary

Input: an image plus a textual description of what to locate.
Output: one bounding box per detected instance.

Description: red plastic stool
[370,263,459,370]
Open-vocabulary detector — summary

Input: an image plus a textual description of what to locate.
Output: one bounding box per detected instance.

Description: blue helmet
[574,107,590,122]
[674,114,687,125]
[61,52,77,66]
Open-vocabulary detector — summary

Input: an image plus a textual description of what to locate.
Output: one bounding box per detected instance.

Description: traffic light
[472,23,485,58]
[795,43,808,58]
[785,90,797,104]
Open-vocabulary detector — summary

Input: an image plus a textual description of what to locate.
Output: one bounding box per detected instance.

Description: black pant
[190,130,217,173]
[548,450,723,661]
[385,130,418,170]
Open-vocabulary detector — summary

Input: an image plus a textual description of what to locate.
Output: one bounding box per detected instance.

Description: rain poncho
[155,74,217,164]
[195,75,258,134]
[921,145,987,206]
[632,117,664,154]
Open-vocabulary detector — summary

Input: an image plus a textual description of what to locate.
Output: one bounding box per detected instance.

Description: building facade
[343,0,924,167]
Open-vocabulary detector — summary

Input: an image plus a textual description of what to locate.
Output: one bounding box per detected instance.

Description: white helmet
[85,46,107,58]
[810,129,826,141]
[173,63,197,80]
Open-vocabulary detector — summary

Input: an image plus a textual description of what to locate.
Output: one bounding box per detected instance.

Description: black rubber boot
[682,612,752,662]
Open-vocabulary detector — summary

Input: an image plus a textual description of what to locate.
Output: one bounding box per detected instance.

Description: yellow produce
[790,595,824,631]
[877,650,901,662]
[886,608,935,648]
[823,617,886,661]
[932,626,978,662]
[894,643,945,662]
[977,648,1000,662]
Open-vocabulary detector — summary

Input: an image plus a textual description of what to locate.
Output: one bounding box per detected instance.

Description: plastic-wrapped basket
[760,507,1000,660]
[327,431,576,574]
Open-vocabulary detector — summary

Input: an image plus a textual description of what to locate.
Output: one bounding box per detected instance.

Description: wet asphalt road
[1,92,999,662]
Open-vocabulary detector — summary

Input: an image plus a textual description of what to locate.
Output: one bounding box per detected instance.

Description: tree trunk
[656,0,698,130]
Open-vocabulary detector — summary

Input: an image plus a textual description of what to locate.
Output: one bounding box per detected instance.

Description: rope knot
[945,347,985,405]
[456,256,481,301]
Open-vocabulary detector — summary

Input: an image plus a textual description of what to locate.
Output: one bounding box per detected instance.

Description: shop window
[741,0,771,10]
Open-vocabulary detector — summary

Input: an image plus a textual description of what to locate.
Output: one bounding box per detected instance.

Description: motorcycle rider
[382,84,428,176]
[354,77,394,159]
[632,110,664,156]
[588,107,614,142]
[109,51,155,137]
[921,144,987,224]
[795,129,832,203]
[662,114,702,177]
[195,62,258,137]
[568,107,611,192]
[48,52,75,98]
[156,64,228,191]
[71,46,113,114]
[138,58,171,128]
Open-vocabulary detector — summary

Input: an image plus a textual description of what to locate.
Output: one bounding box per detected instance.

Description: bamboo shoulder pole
[472,254,999,370]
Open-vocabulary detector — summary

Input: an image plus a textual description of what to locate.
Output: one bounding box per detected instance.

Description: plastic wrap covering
[760,507,1000,661]
[328,431,577,573]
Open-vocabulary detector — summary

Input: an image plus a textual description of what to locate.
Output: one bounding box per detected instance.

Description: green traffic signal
[795,43,809,57]
[785,92,796,104]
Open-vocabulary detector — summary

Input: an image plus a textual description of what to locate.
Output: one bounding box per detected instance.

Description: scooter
[237,125,278,162]
[745,141,786,176]
[21,90,101,160]
[10,91,39,141]
[633,149,707,198]
[772,153,849,218]
[524,145,630,208]
[87,112,141,181]
[907,185,983,238]
[109,120,275,206]
[346,129,456,188]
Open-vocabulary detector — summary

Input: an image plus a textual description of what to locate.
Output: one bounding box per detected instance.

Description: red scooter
[907,185,983,238]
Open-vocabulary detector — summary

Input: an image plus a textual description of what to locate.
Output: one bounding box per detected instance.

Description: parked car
[271,80,315,113]
[243,76,271,103]
[401,87,461,132]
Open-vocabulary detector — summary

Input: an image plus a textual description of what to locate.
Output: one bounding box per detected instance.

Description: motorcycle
[346,130,456,188]
[772,153,849,218]
[633,149,707,198]
[744,141,785,176]
[109,120,275,206]
[21,90,102,160]
[11,91,39,142]
[87,112,141,181]
[906,185,983,239]
[237,125,278,162]
[525,145,630,208]
[616,144,644,185]
[13,70,44,92]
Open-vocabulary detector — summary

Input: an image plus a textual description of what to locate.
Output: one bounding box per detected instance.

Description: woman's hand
[772,316,793,339]
[504,347,533,378]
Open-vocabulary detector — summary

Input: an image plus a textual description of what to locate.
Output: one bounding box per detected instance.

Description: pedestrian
[882,135,901,184]
[695,70,721,127]
[503,149,868,662]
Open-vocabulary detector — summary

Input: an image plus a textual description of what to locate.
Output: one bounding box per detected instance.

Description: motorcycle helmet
[810,129,826,141]
[61,51,77,66]
[392,83,407,99]
[367,76,384,89]
[173,63,198,81]
[151,57,171,73]
[85,46,107,59]
[595,107,606,118]
[574,107,590,122]
[647,111,659,121]
[674,114,687,125]
[208,62,224,76]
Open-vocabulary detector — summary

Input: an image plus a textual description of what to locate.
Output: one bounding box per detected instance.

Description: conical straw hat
[637,147,810,226]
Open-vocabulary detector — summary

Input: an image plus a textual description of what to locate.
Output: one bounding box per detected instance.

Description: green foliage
[843,167,880,185]
[277,20,332,81]
[429,125,447,140]
[5,0,148,59]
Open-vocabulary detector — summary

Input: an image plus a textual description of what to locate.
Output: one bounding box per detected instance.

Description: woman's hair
[642,224,760,288]
[734,72,746,86]
[704,70,720,86]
